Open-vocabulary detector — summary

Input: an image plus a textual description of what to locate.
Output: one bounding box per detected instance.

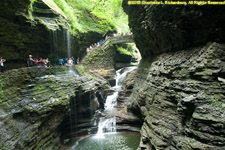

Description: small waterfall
[115,66,137,90]
[53,31,59,62]
[69,97,78,137]
[105,92,119,110]
[95,117,116,138]
[66,30,71,58]
[95,66,137,138]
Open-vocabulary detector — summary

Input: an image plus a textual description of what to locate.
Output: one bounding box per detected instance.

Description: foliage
[52,0,128,34]
[75,65,96,80]
[117,47,132,55]
[75,65,85,75]
[53,0,83,33]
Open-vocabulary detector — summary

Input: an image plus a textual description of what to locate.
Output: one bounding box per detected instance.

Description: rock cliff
[0,67,107,149]
[0,0,115,70]
[123,1,225,150]
[123,1,225,58]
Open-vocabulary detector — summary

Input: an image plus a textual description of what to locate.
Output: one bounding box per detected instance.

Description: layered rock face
[130,43,225,149]
[123,1,225,150]
[0,67,107,149]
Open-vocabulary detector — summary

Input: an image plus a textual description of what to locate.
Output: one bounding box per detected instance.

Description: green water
[68,132,140,150]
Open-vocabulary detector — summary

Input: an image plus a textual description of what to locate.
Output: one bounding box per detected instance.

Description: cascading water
[95,66,137,138]
[65,29,79,75]
[66,30,71,59]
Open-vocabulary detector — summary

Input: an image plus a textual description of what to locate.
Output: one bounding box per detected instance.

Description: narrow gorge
[0,0,225,150]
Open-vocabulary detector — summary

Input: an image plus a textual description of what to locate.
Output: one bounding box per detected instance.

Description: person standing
[64,58,68,65]
[38,57,44,66]
[0,57,6,73]
[34,58,38,66]
[76,57,80,65]
[59,58,63,65]
[71,56,75,65]
[27,55,34,67]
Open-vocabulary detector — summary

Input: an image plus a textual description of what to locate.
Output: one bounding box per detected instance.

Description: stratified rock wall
[0,67,107,150]
[123,1,225,150]
[130,42,225,149]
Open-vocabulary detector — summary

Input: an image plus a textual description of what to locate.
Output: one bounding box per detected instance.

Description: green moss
[85,46,110,65]
[211,98,225,109]
[117,47,132,56]
[75,65,85,75]
[0,79,5,99]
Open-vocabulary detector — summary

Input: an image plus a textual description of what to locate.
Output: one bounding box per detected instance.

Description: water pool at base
[68,132,140,150]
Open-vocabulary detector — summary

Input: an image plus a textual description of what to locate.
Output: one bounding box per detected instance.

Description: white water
[95,66,137,138]
[66,30,71,58]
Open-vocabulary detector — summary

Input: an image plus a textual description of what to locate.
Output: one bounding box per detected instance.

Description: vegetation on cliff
[33,0,129,35]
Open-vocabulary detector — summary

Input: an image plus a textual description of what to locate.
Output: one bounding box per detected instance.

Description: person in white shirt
[0,57,6,73]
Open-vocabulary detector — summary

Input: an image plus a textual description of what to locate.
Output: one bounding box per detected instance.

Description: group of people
[27,55,49,67]
[86,32,132,54]
[0,54,80,73]
[59,57,79,66]
[86,37,108,54]
[112,32,132,37]
[0,57,6,73]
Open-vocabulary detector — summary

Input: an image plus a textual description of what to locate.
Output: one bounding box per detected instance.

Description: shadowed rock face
[123,1,225,58]
[123,1,225,150]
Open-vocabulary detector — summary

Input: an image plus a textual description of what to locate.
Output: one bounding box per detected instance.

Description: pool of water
[67,132,140,150]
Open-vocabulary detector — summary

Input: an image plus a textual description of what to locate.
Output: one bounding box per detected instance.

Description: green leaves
[53,0,128,34]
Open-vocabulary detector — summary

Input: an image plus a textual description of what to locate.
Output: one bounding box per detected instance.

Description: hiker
[27,55,34,67]
[0,57,6,73]
[76,57,80,65]
[38,57,44,66]
[34,58,39,66]
[44,58,49,67]
[68,58,73,66]
[71,56,75,65]
[64,58,68,65]
[59,58,64,65]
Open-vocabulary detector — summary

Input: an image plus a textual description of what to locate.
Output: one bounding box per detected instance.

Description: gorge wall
[123,1,225,150]
[0,67,107,149]
[0,0,116,70]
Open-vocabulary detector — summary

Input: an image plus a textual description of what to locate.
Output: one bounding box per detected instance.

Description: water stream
[95,66,137,138]
[69,66,138,150]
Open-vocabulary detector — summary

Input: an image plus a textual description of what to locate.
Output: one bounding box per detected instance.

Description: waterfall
[95,66,137,138]
[95,117,116,138]
[66,30,71,58]
[104,92,119,110]
[114,66,137,90]
[69,97,78,137]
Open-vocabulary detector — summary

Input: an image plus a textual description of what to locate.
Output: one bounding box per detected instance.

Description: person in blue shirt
[64,58,68,65]
[59,58,63,65]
